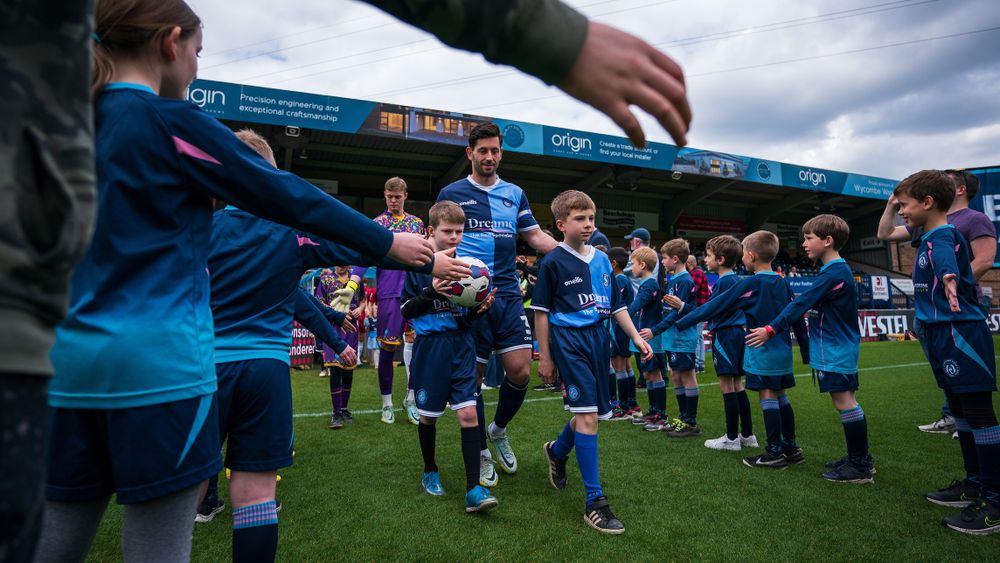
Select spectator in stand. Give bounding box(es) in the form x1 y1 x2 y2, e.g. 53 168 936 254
775 266 786 278
877 169 997 436
686 255 711 373
788 266 801 278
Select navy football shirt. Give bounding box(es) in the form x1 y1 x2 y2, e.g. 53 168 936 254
531 243 625 328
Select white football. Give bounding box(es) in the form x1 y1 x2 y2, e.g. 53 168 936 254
443 256 492 307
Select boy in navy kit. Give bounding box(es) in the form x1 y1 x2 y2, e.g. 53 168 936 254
401 201 499 513
641 239 702 437
534 191 652 534
747 215 873 483
608 247 641 419
681 235 756 451
892 170 1000 534
627 246 670 430
675 231 809 469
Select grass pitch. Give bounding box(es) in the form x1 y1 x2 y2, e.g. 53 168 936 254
86 340 1000 561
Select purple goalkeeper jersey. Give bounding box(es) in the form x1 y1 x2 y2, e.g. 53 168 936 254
373 210 425 299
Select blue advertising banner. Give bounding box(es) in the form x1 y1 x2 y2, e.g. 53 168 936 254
541 125 678 170
967 166 1000 267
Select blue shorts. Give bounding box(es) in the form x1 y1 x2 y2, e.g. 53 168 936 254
711 326 745 377
46 394 221 504
610 325 632 358
412 331 479 417
637 351 666 374
745 371 796 391
925 321 997 393
216 359 294 472
475 295 533 363
550 324 612 418
816 370 859 393
667 350 696 372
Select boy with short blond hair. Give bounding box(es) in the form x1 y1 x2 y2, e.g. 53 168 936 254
535 190 652 534
627 246 670 429
608 246 640 417
748 214 872 483
676 231 809 469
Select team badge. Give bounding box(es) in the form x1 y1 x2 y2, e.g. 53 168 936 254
602 273 610 286
567 385 581 401
917 253 929 269
417 389 428 405
943 360 960 378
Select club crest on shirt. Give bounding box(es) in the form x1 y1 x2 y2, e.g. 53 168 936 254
602 273 610 286
943 359 960 378
501 197 514 208
917 252 929 269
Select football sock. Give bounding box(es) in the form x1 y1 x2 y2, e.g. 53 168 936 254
628 370 638 406
121 486 201 563
574 432 604 505
650 379 666 415
341 371 353 409
381 394 393 408
329 368 343 413
418 421 438 473
406 388 415 404
955 418 981 490
232 500 278 563
736 390 753 437
761 398 782 454
645 384 655 415
377 349 394 396
494 378 529 428
972 424 1000 508
403 340 413 380
674 387 687 420
552 421 575 459
722 392 739 440
778 394 797 449
684 386 700 426
840 406 870 465
461 426 480 492
476 393 487 450
205 474 220 503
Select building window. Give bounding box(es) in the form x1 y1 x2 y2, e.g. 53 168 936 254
380 111 404 133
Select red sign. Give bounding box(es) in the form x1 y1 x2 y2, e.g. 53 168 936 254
290 321 316 368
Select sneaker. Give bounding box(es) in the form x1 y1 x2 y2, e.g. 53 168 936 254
783 447 805 465
608 407 629 421
625 406 643 419
704 435 741 451
822 463 874 484
341 409 354 424
632 413 655 426
926 479 980 507
533 382 556 392
195 497 225 523
543 441 568 490
643 415 667 432
328 413 344 430
318 368 329 378
584 496 625 535
275 499 282 512
824 456 877 474
380 405 395 424
488 426 518 474
403 399 419 426
664 422 703 438
943 501 1000 535
465 485 498 513
918 415 956 434
422 472 445 496
743 451 789 469
953 431 959 439
740 434 759 448
479 455 498 487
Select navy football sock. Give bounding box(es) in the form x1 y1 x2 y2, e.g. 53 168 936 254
615 371 631 408
722 392 739 440
650 380 666 416
973 425 1000 508
736 390 753 437
839 406 870 466
607 369 617 404
684 387 700 426
761 398 782 454
552 421 575 459
778 394 797 449
646 385 655 415
955 418 981 489
674 387 687 420
476 393 487 450
461 426 480 492
494 378 529 428
418 421 438 473
341 371 353 409
627 368 638 403
232 501 278 563
574 432 604 504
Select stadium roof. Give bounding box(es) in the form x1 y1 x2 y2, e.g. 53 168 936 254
189 79 897 233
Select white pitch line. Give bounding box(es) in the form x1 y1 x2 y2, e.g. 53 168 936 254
291 359 946 419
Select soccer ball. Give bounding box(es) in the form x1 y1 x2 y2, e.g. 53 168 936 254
443 256 492 307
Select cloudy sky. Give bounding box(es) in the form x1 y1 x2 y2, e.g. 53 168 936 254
192 0 1000 180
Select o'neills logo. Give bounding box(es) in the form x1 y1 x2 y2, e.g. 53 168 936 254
564 276 584 286
457 199 477 206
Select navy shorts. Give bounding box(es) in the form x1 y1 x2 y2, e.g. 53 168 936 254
47 394 221 504
667 350 696 372
637 351 666 374
412 331 479 417
550 324 612 418
712 326 745 377
816 370 859 393
610 325 632 358
475 294 533 363
216 359 294 472
745 371 796 391
925 321 997 393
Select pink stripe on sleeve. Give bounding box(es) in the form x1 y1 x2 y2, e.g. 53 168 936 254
173 136 222 165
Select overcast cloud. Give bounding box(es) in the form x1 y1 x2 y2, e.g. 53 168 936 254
192 0 1000 180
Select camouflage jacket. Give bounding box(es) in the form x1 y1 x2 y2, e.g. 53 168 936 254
0 0 97 376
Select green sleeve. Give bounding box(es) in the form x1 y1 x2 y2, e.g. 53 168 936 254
364 0 589 86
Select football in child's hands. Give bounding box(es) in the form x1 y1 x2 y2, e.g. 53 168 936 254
443 256 492 307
